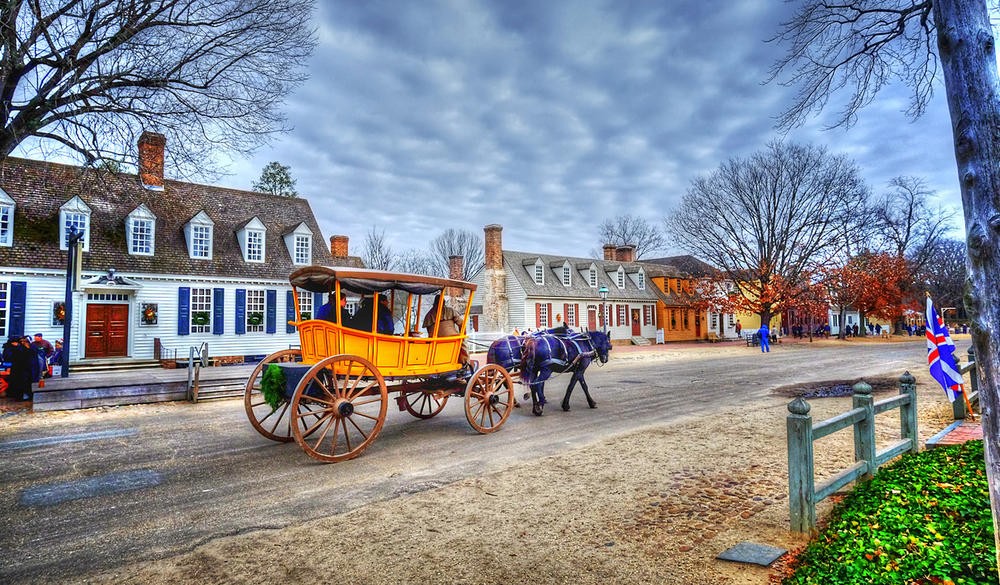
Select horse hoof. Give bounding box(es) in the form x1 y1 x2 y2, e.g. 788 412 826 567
532 405 543 416
588 402 597 409
561 404 570 412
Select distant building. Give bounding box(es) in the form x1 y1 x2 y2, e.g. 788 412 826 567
0 132 354 363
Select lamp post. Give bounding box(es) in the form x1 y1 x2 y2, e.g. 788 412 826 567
598 285 609 333
61 226 83 378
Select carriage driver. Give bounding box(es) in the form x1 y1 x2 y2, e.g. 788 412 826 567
423 294 468 365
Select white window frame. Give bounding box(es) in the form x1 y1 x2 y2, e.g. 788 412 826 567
0 281 7 337
190 287 213 334
297 290 313 320
534 261 544 285
0 188 13 247
59 196 91 251
616 267 625 289
565 304 576 327
184 211 214 260
294 234 311 265
588 267 597 287
617 304 627 326
126 204 156 256
538 303 549 327
237 217 267 263
246 289 266 333
562 264 571 287
637 270 645 290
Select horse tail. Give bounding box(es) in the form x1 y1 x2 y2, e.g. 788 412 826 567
520 337 537 386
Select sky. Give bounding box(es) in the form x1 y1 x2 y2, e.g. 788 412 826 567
154 1 975 259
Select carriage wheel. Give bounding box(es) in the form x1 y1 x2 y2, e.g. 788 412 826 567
244 349 311 443
464 364 514 434
402 390 449 419
290 354 388 463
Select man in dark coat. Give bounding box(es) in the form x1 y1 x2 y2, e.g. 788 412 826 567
8 337 36 401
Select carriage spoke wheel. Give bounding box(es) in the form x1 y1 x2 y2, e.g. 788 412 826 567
291 355 388 463
464 364 514 434
402 390 449 419
244 349 314 443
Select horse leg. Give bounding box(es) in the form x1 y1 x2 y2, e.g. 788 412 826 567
578 370 597 409
530 383 544 416
561 373 580 411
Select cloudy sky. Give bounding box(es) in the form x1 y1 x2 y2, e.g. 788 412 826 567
221 0 963 260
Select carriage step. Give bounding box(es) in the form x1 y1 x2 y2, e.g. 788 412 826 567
630 336 651 346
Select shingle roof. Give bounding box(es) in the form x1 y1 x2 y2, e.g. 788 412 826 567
644 254 719 277
0 156 333 279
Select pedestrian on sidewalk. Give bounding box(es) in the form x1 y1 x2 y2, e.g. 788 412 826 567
8 336 36 401
759 323 771 353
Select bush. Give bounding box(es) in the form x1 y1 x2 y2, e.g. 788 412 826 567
785 440 995 584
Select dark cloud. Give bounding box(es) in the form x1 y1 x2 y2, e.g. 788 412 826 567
225 0 966 260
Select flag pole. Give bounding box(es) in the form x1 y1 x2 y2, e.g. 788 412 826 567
960 384 976 421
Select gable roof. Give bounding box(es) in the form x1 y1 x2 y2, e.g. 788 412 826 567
644 254 719 277
502 250 658 301
0 156 333 280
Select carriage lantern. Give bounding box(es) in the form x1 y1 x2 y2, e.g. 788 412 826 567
598 285 609 333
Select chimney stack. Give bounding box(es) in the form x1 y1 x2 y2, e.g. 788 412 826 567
448 255 464 300
330 235 349 258
482 224 508 332
615 245 636 263
603 244 616 261
138 131 166 189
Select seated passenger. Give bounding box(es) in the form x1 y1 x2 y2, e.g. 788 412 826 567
376 294 394 335
348 296 375 331
315 295 335 321
423 294 462 337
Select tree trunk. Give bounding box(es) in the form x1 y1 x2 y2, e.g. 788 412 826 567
932 0 1000 572
838 307 847 339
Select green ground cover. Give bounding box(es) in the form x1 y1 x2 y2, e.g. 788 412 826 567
784 440 996 585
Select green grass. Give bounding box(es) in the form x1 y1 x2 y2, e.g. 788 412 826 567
784 440 996 585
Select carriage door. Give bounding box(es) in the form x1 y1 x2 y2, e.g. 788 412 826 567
630 309 641 336
587 306 597 331
85 302 129 358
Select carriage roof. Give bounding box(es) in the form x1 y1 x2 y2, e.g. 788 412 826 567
288 265 477 296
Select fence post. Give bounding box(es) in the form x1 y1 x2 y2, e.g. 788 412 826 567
953 349 970 419
852 381 876 479
899 371 918 454
968 346 979 399
787 396 815 532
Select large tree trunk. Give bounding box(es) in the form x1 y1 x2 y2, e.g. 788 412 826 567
932 0 1000 572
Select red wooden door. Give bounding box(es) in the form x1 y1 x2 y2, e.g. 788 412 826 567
86 304 129 358
631 309 641 336
588 308 597 331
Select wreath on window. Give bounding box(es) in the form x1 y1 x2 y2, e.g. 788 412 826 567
299 311 312 320
53 302 66 325
142 303 158 325
247 312 264 326
192 311 211 326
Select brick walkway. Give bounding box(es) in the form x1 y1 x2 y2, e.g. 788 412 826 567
926 421 983 449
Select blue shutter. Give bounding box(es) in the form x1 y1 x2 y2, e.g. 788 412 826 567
235 289 246 335
212 288 225 335
10 281 27 337
265 289 277 334
177 287 190 336
285 290 295 334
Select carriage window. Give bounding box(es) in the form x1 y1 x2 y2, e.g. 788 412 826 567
534 263 544 285
562 265 571 286
246 290 265 333
190 288 212 334
297 291 313 320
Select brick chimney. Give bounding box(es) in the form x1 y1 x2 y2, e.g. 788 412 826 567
603 244 616 261
615 245 636 263
138 131 166 189
330 235 349 258
482 224 508 332
448 255 464 301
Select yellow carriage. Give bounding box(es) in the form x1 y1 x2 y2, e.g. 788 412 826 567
243 266 515 462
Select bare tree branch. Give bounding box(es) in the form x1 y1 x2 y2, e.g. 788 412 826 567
361 227 394 272
428 228 484 280
597 214 665 260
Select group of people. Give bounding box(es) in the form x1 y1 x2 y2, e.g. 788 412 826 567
1 333 61 401
316 293 395 335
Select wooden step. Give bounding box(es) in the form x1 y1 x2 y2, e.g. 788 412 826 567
69 359 163 374
191 380 246 402
630 336 651 346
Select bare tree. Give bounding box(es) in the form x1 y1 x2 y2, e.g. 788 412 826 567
771 0 1000 558
664 141 870 327
361 227 394 271
0 1 316 179
395 248 439 277
252 162 298 197
597 214 665 260
429 229 484 281
915 238 969 319
873 176 956 273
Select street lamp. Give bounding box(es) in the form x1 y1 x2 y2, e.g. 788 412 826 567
598 285 609 333
61 226 84 378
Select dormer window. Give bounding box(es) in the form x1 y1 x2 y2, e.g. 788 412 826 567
60 196 91 251
184 211 214 260
637 269 645 290
238 217 267 263
589 267 597 287
0 187 13 247
617 267 625 289
283 222 313 265
562 264 571 286
126 204 156 256
534 261 544 285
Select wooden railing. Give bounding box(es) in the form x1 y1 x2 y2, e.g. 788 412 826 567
786 373 918 532
953 347 981 420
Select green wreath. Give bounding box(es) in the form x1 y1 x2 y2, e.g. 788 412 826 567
192 311 210 326
247 312 264 326
260 364 287 411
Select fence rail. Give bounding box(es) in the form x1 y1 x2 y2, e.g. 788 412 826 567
786 372 918 532
953 347 980 420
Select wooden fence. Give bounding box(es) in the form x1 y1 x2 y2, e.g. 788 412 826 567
952 347 980 420
786 373 918 532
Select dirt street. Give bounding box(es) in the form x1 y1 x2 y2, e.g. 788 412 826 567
0 337 962 584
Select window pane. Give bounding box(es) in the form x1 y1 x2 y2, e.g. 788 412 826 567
65 212 87 247
246 290 265 333
294 235 311 264
0 206 11 245
192 226 211 258
130 219 153 254
191 288 213 333
247 230 263 261
0 282 7 337
297 291 313 319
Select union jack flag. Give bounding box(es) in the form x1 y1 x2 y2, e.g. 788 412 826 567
926 296 963 402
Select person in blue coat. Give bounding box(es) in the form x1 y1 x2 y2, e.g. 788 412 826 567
759 323 771 353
